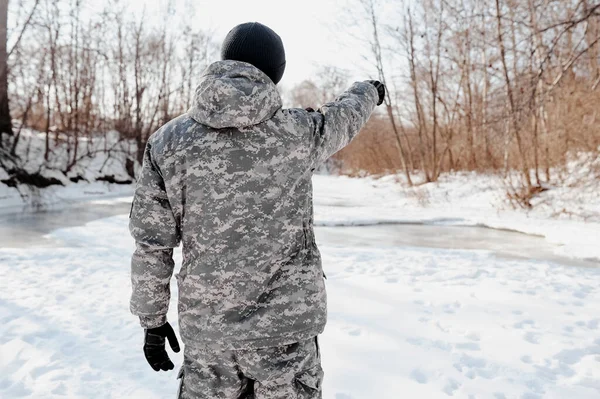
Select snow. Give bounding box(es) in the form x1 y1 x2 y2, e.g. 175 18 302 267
0 129 135 215
1 173 599 398
320 244 600 398
312 165 600 262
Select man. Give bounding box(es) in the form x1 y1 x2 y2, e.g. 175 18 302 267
129 22 385 398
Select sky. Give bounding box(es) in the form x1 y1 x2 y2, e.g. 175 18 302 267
88 0 377 89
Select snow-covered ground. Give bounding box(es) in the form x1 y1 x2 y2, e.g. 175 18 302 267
312 160 600 262
0 129 135 215
1 174 599 399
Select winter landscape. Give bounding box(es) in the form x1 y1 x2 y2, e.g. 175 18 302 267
1 131 599 399
2 0 600 398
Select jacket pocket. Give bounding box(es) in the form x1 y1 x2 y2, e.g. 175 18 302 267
295 365 324 393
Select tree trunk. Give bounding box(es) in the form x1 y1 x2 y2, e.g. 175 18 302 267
495 0 532 188
366 0 412 185
0 0 12 148
385 103 413 185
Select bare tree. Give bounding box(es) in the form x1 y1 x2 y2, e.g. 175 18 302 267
495 0 532 188
364 0 413 185
0 0 12 147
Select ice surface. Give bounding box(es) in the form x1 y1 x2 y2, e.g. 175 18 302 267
312 172 600 262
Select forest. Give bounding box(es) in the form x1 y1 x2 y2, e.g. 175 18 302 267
1 0 599 208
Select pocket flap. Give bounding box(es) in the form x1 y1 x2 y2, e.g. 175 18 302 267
295 365 323 390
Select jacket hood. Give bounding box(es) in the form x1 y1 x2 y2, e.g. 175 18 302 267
188 60 283 129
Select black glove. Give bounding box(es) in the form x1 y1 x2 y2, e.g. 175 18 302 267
366 80 386 106
144 322 181 372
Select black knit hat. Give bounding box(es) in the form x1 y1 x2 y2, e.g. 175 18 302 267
221 22 286 85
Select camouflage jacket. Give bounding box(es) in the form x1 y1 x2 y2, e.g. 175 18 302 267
129 60 378 350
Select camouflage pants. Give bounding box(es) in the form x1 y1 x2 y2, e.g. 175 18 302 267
177 337 323 399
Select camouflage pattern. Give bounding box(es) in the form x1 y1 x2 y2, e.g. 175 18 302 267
177 337 322 398
129 60 378 350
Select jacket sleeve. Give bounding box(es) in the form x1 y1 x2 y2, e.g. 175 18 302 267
129 138 180 329
309 81 379 165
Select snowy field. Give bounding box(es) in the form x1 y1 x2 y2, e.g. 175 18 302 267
1 175 599 398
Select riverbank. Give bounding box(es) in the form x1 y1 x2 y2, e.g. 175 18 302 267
1 170 598 261
312 165 600 262
2 129 598 260
0 129 135 215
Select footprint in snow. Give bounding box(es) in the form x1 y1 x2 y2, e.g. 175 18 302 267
466 332 480 342
521 393 543 399
30 363 58 379
521 355 533 364
454 354 493 380
410 369 428 384
513 319 535 329
443 302 462 314
407 337 452 352
524 332 541 344
51 383 67 395
455 342 480 351
573 291 588 299
442 378 461 395
341 326 362 337
563 325 574 333
335 393 354 399
1 381 32 396
554 346 598 365
81 372 102 381
587 319 599 329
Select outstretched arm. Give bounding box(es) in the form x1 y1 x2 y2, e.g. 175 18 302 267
308 81 381 165
129 137 180 329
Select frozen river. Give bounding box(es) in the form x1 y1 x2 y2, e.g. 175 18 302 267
1 198 596 269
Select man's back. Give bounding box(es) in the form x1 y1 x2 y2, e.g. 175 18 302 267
136 60 326 349
129 23 382 398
